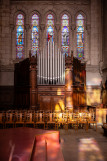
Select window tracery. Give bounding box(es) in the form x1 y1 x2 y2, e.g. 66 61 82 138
16 14 24 58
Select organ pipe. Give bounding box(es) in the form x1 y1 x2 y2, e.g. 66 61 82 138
53 41 54 84
38 40 65 85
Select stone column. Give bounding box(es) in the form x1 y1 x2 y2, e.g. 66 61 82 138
40 24 45 50
25 24 30 58
55 24 60 49
1 0 11 65
65 51 73 112
71 24 76 56
90 0 102 66
10 24 15 62
102 0 107 82
29 51 38 110
85 24 91 63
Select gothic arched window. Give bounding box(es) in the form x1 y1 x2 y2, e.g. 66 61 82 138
61 14 69 55
31 14 39 56
16 14 24 59
76 14 84 59
46 14 54 42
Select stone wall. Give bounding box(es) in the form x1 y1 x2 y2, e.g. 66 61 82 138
102 0 107 82
0 0 103 108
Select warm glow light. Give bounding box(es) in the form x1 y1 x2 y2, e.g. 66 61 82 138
59 100 65 111
96 109 107 124
86 88 101 106
55 99 65 111
79 113 82 117
55 104 61 111
66 97 73 109
57 88 61 95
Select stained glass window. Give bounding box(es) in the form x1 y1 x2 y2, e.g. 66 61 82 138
61 14 69 55
76 14 84 59
31 14 39 56
47 14 54 42
16 14 24 59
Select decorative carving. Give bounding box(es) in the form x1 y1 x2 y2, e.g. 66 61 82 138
29 50 37 67
65 51 73 69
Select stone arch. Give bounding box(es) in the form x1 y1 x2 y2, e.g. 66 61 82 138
44 10 57 24
13 10 26 26
28 10 41 27
60 10 72 26
75 10 87 25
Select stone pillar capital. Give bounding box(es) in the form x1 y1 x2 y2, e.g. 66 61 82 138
71 24 76 31
55 24 60 31
25 24 30 31
40 24 45 31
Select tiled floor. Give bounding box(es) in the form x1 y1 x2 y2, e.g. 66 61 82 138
60 127 107 161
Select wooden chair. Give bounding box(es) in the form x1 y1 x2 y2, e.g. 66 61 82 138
79 113 89 131
25 110 35 127
35 112 45 129
46 113 56 130
88 119 97 131
88 113 97 130
5 111 15 128
62 113 69 130
55 113 66 130
72 113 79 131
67 113 76 129
0 111 5 128
15 110 25 127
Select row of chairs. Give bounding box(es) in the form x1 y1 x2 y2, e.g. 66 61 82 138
0 110 96 130
0 111 56 129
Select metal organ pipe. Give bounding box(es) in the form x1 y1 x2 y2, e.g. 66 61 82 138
41 51 42 84
55 45 57 84
38 41 65 85
50 38 52 83
53 41 54 84
48 41 49 83
62 52 63 84
45 43 47 83
58 48 59 84
43 49 44 84
60 51 61 83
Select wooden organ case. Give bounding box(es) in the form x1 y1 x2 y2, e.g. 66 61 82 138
14 52 86 112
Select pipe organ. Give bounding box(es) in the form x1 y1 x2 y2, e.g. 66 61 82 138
14 44 86 112
38 39 65 85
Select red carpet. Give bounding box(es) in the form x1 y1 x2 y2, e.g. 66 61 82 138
34 131 64 161
0 127 64 161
